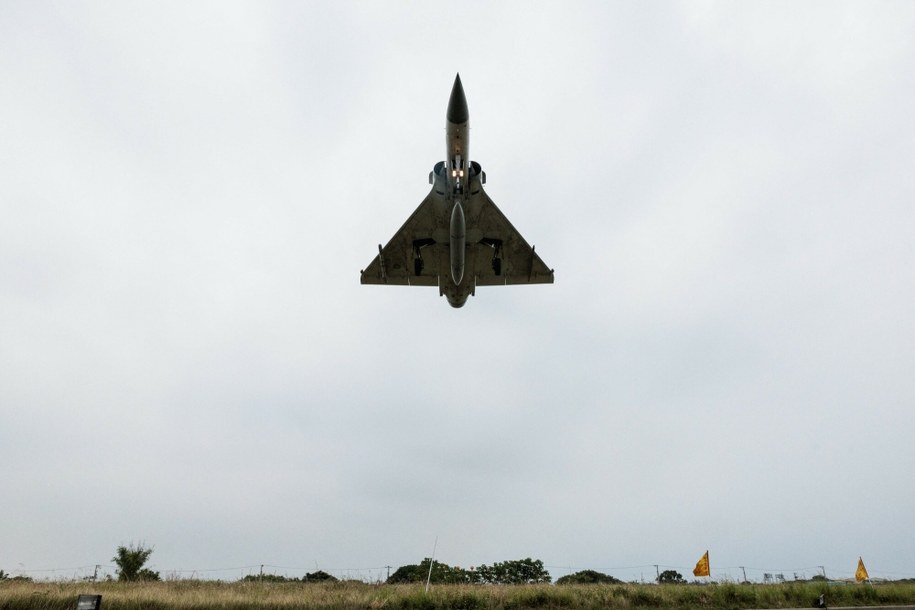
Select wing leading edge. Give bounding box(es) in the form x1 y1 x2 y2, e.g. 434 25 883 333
360 185 553 289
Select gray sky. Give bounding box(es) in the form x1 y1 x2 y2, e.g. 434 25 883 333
2 1 914 583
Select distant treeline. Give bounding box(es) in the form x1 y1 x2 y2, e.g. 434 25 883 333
234 558 558 585
241 570 338 583
385 558 636 585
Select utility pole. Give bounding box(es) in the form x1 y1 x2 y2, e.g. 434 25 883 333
654 565 660 583
819 566 826 580
425 537 438 594
386 566 391 581
740 567 747 583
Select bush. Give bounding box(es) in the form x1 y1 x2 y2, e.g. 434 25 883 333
387 559 467 584
305 571 338 582
112 542 160 581
658 569 685 584
556 570 621 585
476 558 551 584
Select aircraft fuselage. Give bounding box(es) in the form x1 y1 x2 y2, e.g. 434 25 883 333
446 74 470 288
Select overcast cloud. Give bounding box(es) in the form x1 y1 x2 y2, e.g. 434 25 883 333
2 1 914 583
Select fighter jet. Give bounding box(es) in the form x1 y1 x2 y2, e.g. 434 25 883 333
360 74 554 308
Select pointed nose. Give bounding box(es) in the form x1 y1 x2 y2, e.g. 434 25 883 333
447 73 469 124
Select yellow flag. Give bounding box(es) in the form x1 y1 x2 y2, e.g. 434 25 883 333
856 557 869 582
693 550 710 577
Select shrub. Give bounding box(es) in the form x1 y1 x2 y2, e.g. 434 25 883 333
112 542 160 582
556 570 621 585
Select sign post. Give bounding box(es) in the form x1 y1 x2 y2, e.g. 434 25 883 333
75 594 102 610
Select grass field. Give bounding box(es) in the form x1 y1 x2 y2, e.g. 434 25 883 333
2 580 915 610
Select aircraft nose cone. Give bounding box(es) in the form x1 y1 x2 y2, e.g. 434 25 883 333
447 73 469 124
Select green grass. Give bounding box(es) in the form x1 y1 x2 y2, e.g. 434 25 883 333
2 580 915 610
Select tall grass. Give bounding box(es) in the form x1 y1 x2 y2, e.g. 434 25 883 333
2 580 915 610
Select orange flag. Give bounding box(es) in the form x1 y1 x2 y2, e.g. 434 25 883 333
693 550 710 577
855 557 869 582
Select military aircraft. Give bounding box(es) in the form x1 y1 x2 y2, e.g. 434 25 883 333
360 74 554 308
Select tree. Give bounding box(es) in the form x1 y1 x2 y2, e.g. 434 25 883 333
387 557 551 585
556 570 621 585
658 569 685 584
386 559 468 584
476 558 551 584
304 570 338 582
386 563 424 584
112 543 160 581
